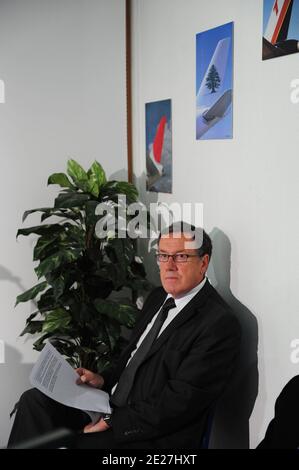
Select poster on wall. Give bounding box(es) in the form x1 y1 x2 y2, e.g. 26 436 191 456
263 0 299 60
145 99 172 193
196 22 233 140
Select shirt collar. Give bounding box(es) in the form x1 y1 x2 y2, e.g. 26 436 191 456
166 276 207 307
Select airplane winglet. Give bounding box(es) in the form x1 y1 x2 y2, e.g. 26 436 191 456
202 89 232 122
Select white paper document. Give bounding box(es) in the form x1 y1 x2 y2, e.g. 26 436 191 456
30 342 111 423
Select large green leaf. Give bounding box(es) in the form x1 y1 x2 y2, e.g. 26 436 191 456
48 173 75 189
40 208 82 224
20 321 44 336
54 192 90 209
51 274 67 299
25 311 40 324
15 281 48 306
87 161 107 197
35 254 62 278
42 308 71 333
34 226 84 260
94 299 137 328
22 208 52 223
17 224 64 238
67 159 90 191
65 225 85 246
35 249 82 279
37 288 55 310
35 227 84 262
33 236 60 261
88 161 106 186
86 177 99 198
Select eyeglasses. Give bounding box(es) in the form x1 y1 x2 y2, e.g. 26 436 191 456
156 253 199 263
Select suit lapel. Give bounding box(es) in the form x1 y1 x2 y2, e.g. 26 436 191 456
145 280 214 360
115 281 214 376
116 288 167 371
129 289 167 344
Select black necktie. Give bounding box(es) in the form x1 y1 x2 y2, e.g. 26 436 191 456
111 297 176 407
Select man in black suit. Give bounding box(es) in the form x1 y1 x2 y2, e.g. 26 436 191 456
257 375 299 449
8 222 241 449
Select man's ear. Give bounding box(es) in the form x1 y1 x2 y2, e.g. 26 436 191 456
201 254 210 273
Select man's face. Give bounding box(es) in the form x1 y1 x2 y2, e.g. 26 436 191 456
158 233 209 299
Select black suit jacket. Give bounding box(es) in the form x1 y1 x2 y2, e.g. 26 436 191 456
257 375 299 449
102 280 241 448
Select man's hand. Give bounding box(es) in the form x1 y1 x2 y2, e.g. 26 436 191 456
75 368 104 389
83 418 110 433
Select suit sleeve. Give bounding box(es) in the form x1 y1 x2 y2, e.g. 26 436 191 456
111 313 241 443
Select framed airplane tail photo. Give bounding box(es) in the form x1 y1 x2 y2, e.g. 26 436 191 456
196 22 233 140
262 0 299 60
145 99 172 193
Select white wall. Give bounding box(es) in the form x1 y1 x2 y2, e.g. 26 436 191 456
131 0 299 448
0 0 126 445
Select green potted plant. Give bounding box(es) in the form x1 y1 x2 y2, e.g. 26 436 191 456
16 159 150 373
